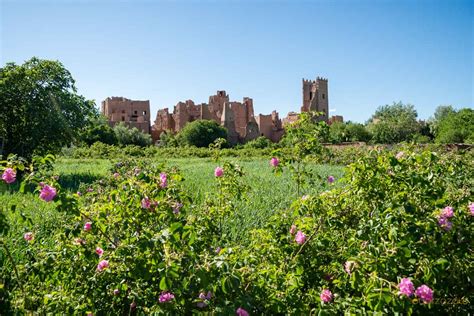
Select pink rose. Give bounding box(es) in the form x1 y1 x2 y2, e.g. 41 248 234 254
95 247 104 257
295 230 306 245
160 172 167 188
97 260 109 271
398 278 415 297
415 285 433 303
23 232 33 241
320 289 333 303
214 167 224 177
236 307 249 316
84 222 92 231
2 168 16 184
159 291 175 303
270 157 279 167
290 225 296 235
39 184 56 202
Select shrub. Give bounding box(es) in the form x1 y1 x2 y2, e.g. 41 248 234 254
113 122 152 147
177 120 228 148
243 136 272 149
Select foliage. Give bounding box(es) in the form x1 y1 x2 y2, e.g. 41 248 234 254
158 131 179 147
0 57 96 160
177 120 228 148
367 102 420 144
1 146 473 314
79 115 117 146
328 121 371 144
243 136 273 149
273 112 328 196
113 122 152 147
434 108 474 144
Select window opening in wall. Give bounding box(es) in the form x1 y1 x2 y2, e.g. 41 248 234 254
122 116 125 121
322 94 325 99
309 92 313 100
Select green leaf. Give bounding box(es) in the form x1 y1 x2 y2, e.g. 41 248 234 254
159 276 168 290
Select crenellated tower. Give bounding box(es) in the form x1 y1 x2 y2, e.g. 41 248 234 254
301 76 329 121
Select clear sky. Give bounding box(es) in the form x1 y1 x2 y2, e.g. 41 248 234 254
1 0 472 123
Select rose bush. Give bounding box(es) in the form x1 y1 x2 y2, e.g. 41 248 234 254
1 146 472 314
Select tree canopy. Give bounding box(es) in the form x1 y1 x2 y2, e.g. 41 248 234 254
177 120 227 147
0 57 96 159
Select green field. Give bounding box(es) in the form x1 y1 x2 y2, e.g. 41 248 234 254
1 157 344 243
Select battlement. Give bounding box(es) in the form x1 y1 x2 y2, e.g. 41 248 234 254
302 77 328 84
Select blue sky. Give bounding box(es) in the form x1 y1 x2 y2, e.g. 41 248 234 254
1 0 472 123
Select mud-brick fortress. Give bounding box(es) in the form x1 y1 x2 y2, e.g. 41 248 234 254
102 76 338 144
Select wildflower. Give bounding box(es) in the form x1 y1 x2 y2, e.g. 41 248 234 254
469 202 474 216
295 230 306 245
130 302 136 309
415 285 434 303
270 157 279 167
160 172 167 188
23 232 33 241
441 206 454 218
236 307 249 316
97 260 109 271
290 225 297 235
113 172 120 178
437 216 452 231
320 289 333 303
95 247 104 257
84 222 92 231
215 247 222 254
39 184 57 202
77 191 82 196
87 187 94 192
327 176 335 184
173 202 183 214
113 289 120 295
398 278 415 297
159 292 175 303
141 197 151 209
301 195 309 201
214 167 224 177
344 261 356 275
2 168 16 184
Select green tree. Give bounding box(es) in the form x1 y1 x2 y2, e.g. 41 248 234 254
366 102 420 144
435 108 474 144
177 120 227 147
80 115 117 146
0 57 96 160
113 122 152 147
428 105 456 137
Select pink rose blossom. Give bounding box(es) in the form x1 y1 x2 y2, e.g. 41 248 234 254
327 175 335 184
2 168 16 184
236 307 249 316
97 260 109 271
415 285 434 303
290 225 297 235
398 278 415 297
95 247 104 257
344 261 356 274
270 157 279 167
130 302 136 309
159 291 175 303
469 202 474 216
214 167 224 177
320 289 333 303
441 206 454 218
160 172 167 188
39 184 57 202
84 222 92 231
77 191 82 196
295 230 306 245
113 289 120 295
113 172 120 178
141 197 151 209
23 232 33 241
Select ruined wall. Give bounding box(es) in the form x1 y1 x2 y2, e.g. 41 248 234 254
101 97 150 133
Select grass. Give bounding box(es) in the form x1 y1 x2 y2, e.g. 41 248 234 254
1 157 345 243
